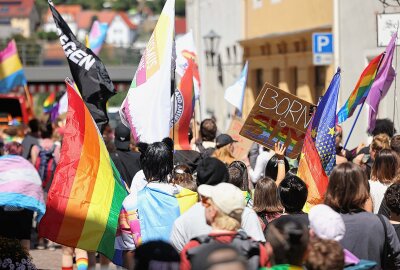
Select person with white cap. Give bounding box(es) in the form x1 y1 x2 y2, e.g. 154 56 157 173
180 182 269 270
308 204 377 269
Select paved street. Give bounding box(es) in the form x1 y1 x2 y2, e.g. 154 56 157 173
30 248 119 270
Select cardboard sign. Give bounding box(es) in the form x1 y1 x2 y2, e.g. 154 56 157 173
240 83 316 159
227 116 254 160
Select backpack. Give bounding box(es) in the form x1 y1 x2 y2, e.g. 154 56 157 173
186 231 261 270
35 145 57 191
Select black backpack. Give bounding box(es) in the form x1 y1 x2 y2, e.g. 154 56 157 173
186 231 261 270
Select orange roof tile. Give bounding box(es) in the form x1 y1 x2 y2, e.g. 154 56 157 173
44 5 82 23
76 10 97 30
0 0 35 18
119 12 137 30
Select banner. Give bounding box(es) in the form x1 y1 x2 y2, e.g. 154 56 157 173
240 83 316 159
48 0 116 130
119 0 175 143
170 60 194 150
176 30 201 99
227 116 253 160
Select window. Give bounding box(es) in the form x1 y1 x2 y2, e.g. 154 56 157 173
272 68 280 87
288 67 298 94
315 66 326 102
255 68 264 93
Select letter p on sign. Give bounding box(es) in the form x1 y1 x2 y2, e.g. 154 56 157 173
312 33 333 66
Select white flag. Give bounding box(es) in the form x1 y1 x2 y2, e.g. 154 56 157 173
176 30 201 99
224 61 248 114
119 0 175 143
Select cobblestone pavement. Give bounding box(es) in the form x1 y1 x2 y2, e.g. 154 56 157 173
30 248 119 270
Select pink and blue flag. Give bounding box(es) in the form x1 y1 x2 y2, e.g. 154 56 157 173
0 155 45 220
88 21 108 55
0 40 27 93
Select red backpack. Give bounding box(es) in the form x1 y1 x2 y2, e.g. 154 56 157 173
34 145 57 192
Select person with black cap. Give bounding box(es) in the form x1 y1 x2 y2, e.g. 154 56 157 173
170 157 265 252
110 123 141 187
212 134 237 165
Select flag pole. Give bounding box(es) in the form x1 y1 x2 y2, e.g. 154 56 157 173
23 84 33 113
171 34 176 152
343 53 386 150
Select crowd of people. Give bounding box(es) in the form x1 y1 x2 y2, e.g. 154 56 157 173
1 116 400 270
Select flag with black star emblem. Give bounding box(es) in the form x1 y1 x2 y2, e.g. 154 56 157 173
311 68 341 175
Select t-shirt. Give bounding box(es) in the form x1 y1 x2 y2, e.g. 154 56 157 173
170 202 266 252
180 231 269 270
111 150 140 187
393 223 400 242
21 134 39 160
369 180 391 214
339 211 400 269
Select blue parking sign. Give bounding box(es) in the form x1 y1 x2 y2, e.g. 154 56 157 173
313 33 333 65
313 33 333 54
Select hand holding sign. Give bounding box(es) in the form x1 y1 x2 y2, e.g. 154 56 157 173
240 83 316 159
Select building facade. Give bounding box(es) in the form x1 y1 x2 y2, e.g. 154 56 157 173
186 0 244 130
336 0 400 148
240 0 334 117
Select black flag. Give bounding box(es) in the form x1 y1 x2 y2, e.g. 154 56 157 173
48 0 115 131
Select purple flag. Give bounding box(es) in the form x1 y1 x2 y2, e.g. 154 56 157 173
366 33 397 133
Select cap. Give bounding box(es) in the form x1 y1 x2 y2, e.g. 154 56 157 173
114 123 131 150
196 157 229 186
216 134 237 149
198 183 245 215
309 204 345 241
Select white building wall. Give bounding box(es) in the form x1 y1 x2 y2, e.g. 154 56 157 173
186 0 244 132
106 15 132 48
336 0 400 149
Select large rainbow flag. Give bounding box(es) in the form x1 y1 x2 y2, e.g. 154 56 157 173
43 92 56 113
0 40 26 93
337 54 383 123
120 0 175 143
297 115 329 207
170 59 195 150
38 79 128 259
0 155 45 220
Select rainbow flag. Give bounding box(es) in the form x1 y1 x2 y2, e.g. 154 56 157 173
170 59 195 150
0 40 26 93
337 54 383 123
38 78 128 259
43 92 56 113
120 0 175 143
0 155 45 220
297 114 329 206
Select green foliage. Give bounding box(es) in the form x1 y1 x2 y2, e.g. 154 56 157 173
52 0 105 10
176 0 185 16
108 90 128 107
37 31 59 41
112 0 138 11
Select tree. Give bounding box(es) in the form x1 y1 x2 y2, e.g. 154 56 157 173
176 0 185 16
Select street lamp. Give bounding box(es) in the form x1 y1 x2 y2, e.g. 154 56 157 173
203 30 221 67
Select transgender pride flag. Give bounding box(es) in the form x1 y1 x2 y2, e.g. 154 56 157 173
0 155 45 220
88 21 108 55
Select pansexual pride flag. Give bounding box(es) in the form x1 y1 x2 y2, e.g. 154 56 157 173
39 79 128 259
0 40 26 93
170 60 195 150
337 54 383 123
0 155 45 220
120 0 174 143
